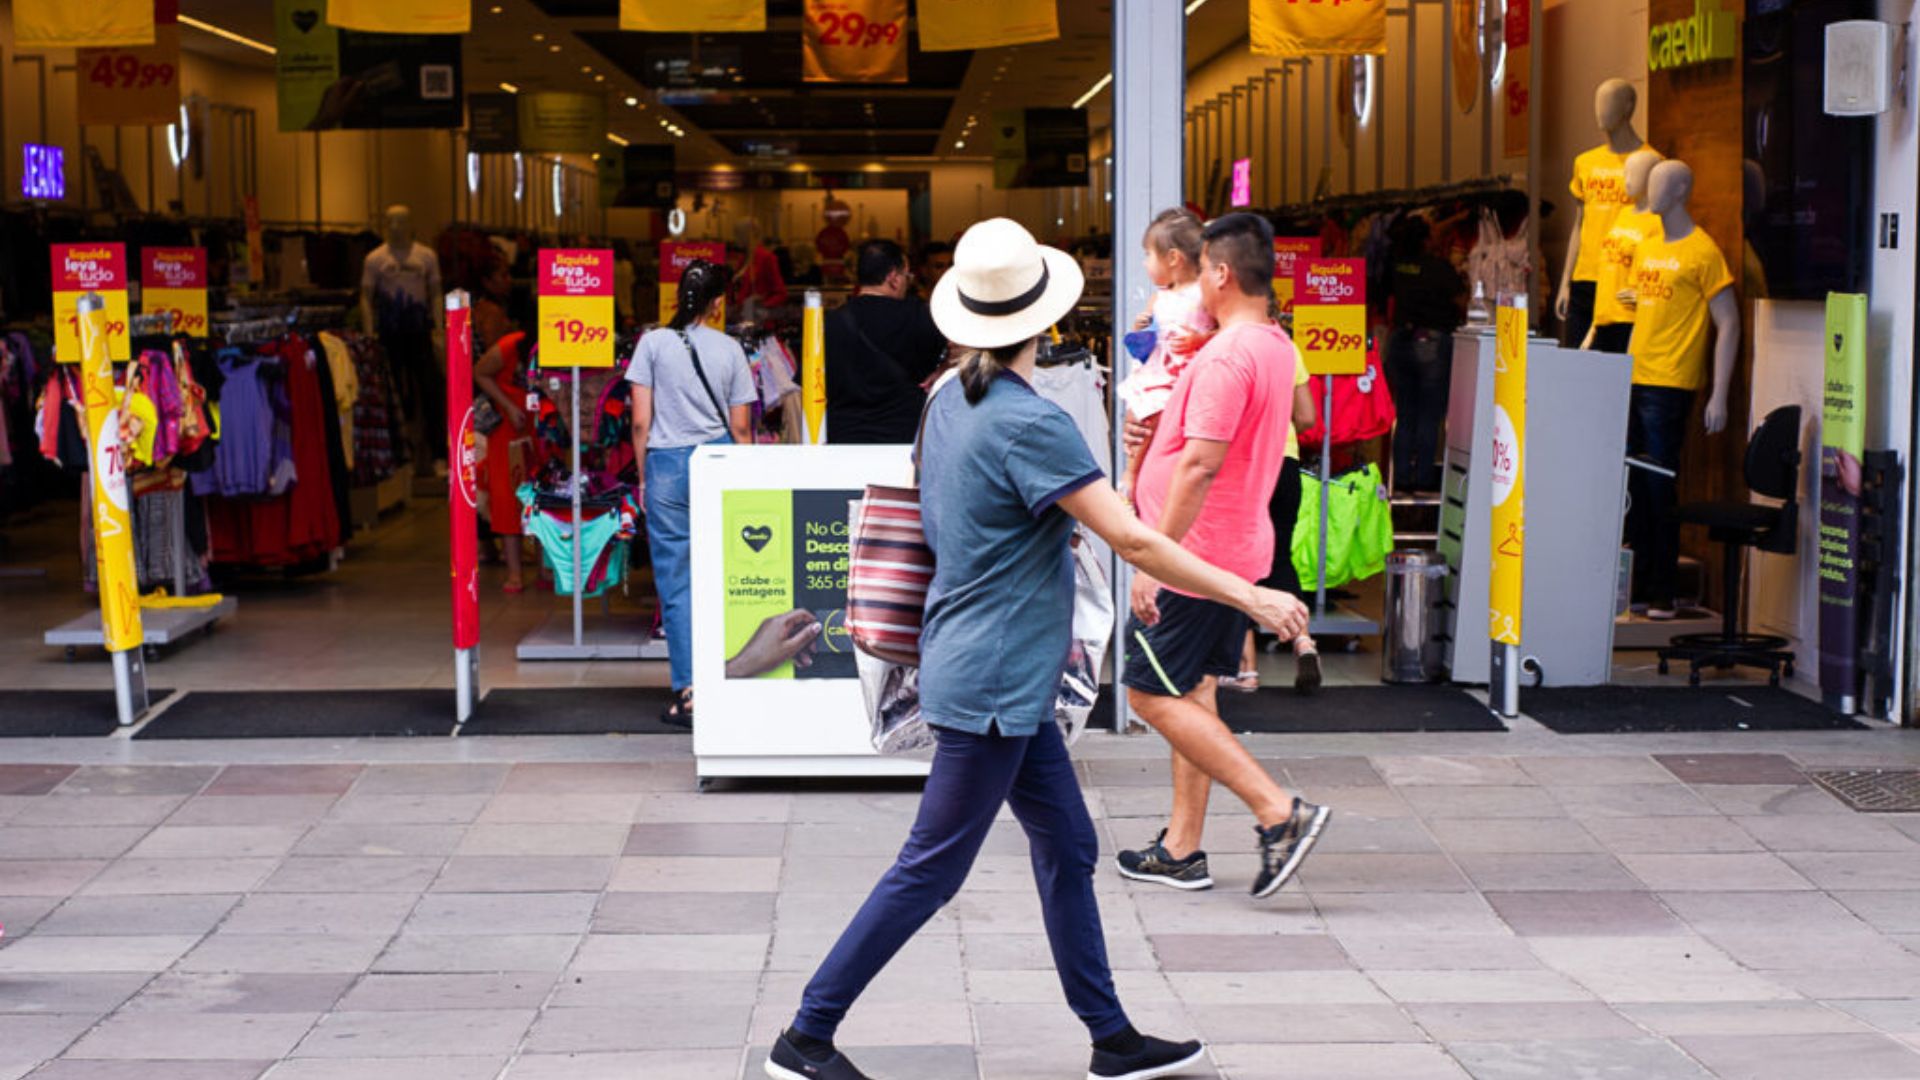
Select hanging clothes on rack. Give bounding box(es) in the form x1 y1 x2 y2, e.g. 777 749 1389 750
1292 461 1393 591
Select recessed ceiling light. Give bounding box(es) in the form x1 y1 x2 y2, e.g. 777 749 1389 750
625 96 639 107
532 33 544 41
954 140 965 149
548 44 561 52
580 65 592 73
594 75 605 82
499 81 520 94
488 4 502 13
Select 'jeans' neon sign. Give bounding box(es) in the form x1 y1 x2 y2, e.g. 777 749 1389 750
23 144 64 201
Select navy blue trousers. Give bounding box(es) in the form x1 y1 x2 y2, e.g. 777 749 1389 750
794 720 1129 1041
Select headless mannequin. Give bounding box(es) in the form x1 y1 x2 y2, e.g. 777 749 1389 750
1580 148 1662 350
1556 79 1647 323
1640 160 1737 434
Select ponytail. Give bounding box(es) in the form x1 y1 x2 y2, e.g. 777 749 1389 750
668 259 729 331
957 337 1033 404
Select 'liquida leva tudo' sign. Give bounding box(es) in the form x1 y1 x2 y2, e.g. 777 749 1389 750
1648 0 1737 72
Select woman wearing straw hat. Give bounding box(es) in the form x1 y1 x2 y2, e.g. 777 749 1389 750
765 219 1310 1080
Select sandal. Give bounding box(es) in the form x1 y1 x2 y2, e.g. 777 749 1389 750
1219 670 1261 694
661 688 693 730
1294 647 1323 696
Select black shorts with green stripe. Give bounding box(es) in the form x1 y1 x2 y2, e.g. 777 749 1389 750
1121 590 1249 698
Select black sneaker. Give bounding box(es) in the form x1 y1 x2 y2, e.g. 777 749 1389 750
1294 648 1323 696
765 1030 871 1080
1088 1033 1207 1079
1115 829 1213 891
1251 797 1332 898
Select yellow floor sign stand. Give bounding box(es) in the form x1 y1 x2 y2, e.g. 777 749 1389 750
78 292 150 725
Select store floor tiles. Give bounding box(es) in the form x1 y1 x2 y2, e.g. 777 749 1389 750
2 726 1920 1077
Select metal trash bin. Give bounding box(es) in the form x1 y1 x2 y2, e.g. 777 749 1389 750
1381 550 1449 684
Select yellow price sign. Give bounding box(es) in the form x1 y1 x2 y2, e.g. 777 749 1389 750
1273 237 1321 316
53 243 130 363
1292 257 1367 376
538 249 617 368
141 247 209 337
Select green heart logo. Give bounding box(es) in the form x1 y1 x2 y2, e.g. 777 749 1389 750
741 525 773 553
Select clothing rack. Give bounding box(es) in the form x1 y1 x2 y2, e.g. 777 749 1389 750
1265 175 1516 221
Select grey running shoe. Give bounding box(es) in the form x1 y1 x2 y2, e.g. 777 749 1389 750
1115 829 1213 891
1088 1033 1207 1079
765 1030 871 1080
1294 649 1323 695
1251 798 1331 898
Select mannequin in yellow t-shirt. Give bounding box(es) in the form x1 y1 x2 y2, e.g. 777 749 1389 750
1582 148 1662 354
1618 160 1739 619
1556 79 1659 349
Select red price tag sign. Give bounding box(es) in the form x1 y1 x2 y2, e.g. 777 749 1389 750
1272 236 1323 315
53 244 131 364
141 247 208 337
1293 257 1367 376
657 240 728 329
804 0 909 83
77 23 182 127
539 249 616 368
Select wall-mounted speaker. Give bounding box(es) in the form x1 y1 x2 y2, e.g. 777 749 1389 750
1825 19 1896 117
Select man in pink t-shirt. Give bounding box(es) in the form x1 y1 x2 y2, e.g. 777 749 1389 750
1117 213 1332 901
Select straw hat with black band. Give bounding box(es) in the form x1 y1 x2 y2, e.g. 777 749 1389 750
930 218 1085 349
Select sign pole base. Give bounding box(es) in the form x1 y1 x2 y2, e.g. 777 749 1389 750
111 647 149 727
454 646 479 726
1491 642 1519 718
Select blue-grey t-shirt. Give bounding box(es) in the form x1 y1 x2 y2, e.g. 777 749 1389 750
624 325 756 449
918 371 1104 737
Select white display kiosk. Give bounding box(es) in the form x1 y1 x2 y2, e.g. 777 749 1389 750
690 444 931 783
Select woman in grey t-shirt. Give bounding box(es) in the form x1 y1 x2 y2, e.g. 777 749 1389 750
625 261 755 726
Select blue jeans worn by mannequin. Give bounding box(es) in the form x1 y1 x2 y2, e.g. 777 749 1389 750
644 438 728 691
794 720 1130 1043
1625 385 1693 608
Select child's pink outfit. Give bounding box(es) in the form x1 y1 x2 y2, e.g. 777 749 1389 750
1118 282 1217 421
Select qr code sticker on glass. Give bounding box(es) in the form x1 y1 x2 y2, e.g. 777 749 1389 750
421 65 455 101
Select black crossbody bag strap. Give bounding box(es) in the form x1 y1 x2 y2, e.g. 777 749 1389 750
674 328 728 426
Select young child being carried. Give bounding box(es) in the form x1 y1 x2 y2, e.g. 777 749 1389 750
1118 208 1216 498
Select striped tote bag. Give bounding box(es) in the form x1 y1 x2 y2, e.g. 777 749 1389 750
847 485 934 666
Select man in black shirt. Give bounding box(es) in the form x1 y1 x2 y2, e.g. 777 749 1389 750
825 239 949 444
1384 217 1467 493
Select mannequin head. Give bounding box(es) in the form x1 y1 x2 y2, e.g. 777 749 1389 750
1647 160 1695 216
1595 79 1637 134
1624 149 1662 204
384 205 414 249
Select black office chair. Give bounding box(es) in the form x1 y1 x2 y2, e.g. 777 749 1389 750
1658 405 1803 686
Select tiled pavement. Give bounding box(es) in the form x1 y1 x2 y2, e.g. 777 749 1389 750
5 732 1920 1079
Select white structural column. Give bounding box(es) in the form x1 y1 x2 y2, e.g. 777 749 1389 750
1110 0 1185 734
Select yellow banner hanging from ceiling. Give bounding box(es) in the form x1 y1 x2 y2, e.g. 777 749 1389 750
620 0 766 32
916 0 1059 52
11 0 153 49
1251 0 1386 57
804 0 908 83
1452 0 1480 114
328 0 471 34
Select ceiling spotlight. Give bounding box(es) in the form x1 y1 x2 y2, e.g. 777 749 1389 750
499 81 520 94
548 43 561 52
954 140 965 149
488 4 502 12
532 32 544 41
625 96 639 107
580 65 592 73
594 75 605 82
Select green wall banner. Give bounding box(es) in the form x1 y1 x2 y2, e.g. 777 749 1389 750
275 0 462 132
1819 292 1867 707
